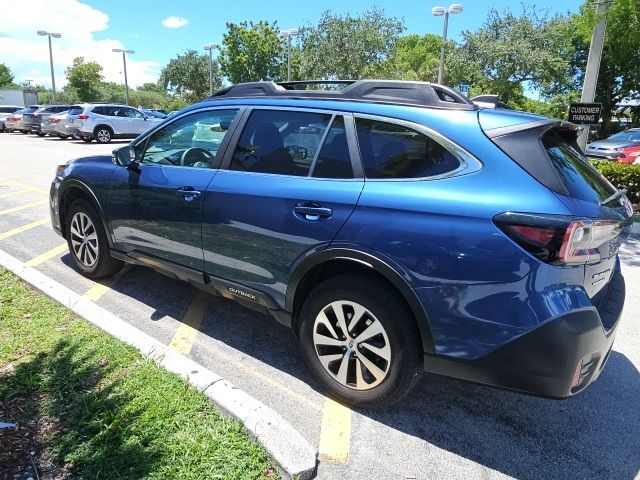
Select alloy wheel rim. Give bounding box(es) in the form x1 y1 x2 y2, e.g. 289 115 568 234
70 212 98 267
97 130 110 142
313 300 391 391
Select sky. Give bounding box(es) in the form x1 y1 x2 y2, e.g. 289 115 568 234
0 0 584 90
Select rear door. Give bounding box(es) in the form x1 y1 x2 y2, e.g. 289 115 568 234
202 107 364 303
487 120 634 299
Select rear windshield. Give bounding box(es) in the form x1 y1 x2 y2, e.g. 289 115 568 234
68 106 84 115
0 107 20 113
542 131 616 203
607 130 640 142
22 106 38 113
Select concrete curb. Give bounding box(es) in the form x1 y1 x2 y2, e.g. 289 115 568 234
0 248 317 480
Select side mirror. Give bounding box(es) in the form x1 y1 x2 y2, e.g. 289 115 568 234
112 145 137 167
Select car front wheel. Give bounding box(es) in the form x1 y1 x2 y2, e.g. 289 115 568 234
299 273 422 409
65 200 123 279
94 127 112 144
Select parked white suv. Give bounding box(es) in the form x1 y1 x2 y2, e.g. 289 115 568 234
76 104 163 143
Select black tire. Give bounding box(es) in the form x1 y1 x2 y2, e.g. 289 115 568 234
36 132 45 137
82 137 92 143
299 273 422 409
65 200 123 279
58 134 70 140
94 126 112 144
21 130 29 134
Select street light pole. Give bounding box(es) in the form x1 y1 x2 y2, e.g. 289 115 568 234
112 48 135 105
37 30 61 102
577 0 611 151
203 43 219 95
432 4 463 85
279 29 300 82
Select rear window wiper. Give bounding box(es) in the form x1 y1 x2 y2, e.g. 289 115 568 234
600 188 627 206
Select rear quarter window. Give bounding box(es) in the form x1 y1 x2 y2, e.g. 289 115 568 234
355 118 461 179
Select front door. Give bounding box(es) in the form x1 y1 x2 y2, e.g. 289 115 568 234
202 108 364 304
105 108 241 271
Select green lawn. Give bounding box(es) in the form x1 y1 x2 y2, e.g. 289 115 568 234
0 268 279 480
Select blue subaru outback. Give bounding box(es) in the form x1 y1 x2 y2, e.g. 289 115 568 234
50 80 633 408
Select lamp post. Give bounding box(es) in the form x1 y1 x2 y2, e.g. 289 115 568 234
36 30 61 102
279 28 300 82
432 4 463 85
112 48 134 105
203 43 219 95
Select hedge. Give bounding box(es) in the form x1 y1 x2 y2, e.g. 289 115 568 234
591 161 640 207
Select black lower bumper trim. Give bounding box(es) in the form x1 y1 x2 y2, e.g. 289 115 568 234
424 270 625 398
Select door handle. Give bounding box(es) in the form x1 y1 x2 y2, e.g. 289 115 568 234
176 187 201 201
294 204 332 221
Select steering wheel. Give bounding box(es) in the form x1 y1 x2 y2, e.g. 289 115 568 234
180 147 214 167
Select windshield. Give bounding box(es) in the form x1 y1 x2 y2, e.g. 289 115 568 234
607 130 640 142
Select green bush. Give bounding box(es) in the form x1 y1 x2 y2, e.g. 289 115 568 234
592 161 640 206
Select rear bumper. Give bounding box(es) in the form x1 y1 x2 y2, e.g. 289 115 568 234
424 268 625 398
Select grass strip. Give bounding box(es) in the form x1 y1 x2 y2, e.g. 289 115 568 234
0 268 279 480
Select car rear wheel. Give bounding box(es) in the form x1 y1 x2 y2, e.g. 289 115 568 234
58 134 70 140
20 130 29 134
82 137 92 143
94 127 112 144
65 200 123 279
299 273 422 409
36 132 45 137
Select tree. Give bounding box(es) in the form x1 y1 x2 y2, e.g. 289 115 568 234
450 5 574 103
300 8 404 80
219 21 284 84
159 49 219 103
65 57 103 101
370 34 445 81
0 63 14 87
574 0 640 135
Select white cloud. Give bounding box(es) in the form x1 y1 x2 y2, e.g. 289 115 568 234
0 0 160 90
162 16 188 29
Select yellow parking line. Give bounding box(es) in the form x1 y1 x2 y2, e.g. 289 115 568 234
83 275 120 302
0 189 40 199
318 397 352 463
0 218 50 240
169 291 211 354
25 243 68 267
0 177 48 194
0 199 48 216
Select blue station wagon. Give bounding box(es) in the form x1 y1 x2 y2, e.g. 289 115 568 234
49 80 633 407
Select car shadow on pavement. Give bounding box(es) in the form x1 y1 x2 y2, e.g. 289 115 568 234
69 261 639 479
368 351 640 480
620 234 640 268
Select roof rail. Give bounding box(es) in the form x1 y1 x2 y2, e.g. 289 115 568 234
471 94 514 110
206 80 477 111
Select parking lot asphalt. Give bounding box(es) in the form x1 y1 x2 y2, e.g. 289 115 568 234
0 131 639 480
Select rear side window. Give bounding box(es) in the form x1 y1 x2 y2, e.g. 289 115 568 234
355 118 460 179
542 131 616 203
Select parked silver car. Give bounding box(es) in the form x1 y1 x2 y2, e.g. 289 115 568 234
41 110 70 138
4 106 40 133
0 105 22 132
585 128 640 160
76 104 163 143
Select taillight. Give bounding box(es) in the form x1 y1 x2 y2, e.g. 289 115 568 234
495 213 621 265
51 118 61 123
78 114 89 120
559 220 621 264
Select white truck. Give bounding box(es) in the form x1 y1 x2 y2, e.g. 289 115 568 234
0 89 38 107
